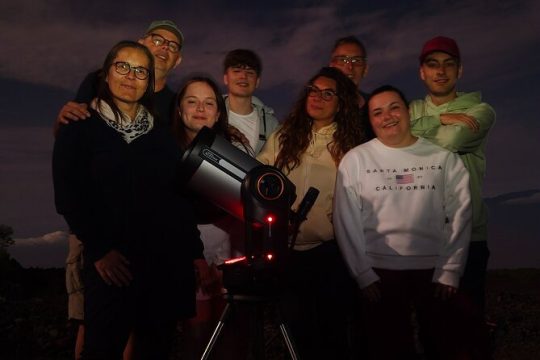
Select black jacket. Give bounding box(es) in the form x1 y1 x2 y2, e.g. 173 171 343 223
53 111 202 318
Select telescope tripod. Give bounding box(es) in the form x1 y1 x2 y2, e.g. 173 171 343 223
201 293 299 360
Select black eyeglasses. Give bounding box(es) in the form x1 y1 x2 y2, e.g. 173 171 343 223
112 62 150 80
306 85 338 101
147 33 181 53
331 55 367 67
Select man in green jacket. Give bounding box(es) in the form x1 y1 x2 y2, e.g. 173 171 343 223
410 36 496 315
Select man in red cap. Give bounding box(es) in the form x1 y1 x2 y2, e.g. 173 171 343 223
410 35 495 334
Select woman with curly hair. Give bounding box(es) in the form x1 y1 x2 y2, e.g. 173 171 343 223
257 66 368 359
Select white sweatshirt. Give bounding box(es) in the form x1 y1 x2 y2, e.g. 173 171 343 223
333 137 471 289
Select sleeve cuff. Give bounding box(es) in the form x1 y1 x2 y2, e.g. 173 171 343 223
433 268 461 288
356 268 381 289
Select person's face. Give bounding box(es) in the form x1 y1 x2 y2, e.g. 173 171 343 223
420 51 462 99
106 47 150 107
368 90 413 147
306 76 339 127
223 65 260 98
330 43 368 87
139 28 182 76
179 81 220 138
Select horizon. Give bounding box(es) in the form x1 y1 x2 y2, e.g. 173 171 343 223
8 189 540 270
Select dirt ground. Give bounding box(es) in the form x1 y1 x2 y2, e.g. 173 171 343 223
1 268 538 359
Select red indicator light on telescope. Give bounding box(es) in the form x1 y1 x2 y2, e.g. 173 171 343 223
224 256 247 265
266 215 274 223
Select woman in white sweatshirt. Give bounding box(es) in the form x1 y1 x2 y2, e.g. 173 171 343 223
334 85 473 359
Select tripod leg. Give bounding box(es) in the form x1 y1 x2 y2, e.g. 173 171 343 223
278 321 300 360
201 302 233 360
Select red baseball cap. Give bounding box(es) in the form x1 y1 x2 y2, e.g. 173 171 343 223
419 36 460 63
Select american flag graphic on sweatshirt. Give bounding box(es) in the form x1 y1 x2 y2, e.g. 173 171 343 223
396 174 414 184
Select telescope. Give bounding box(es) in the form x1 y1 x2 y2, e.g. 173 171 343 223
180 126 296 294
180 127 317 359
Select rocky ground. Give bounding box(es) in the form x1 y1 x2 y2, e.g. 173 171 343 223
0 267 538 359
484 269 540 359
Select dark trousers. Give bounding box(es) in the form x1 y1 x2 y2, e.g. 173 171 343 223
460 241 490 314
81 266 177 360
363 268 490 360
280 241 354 360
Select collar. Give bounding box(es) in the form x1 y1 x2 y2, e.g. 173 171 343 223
93 100 154 143
312 122 337 135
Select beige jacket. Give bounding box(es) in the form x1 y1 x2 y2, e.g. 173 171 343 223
257 123 338 250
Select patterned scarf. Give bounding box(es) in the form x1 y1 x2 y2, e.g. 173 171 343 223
93 99 154 143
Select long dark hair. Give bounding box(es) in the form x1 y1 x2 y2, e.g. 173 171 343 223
275 67 367 173
172 76 252 153
96 40 156 122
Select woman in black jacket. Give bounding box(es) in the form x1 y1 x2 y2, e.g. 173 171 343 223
53 40 203 360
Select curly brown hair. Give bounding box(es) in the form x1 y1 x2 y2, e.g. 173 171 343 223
274 67 367 173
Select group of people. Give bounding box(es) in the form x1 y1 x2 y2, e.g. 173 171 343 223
53 19 495 360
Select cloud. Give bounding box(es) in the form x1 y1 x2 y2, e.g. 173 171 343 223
9 230 69 268
2 0 538 95
502 191 540 206
12 230 68 246
1 0 539 243
0 127 67 237
486 189 540 269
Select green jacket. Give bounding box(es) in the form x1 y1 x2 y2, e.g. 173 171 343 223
410 92 495 243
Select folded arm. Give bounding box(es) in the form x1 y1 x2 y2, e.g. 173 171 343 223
411 103 495 153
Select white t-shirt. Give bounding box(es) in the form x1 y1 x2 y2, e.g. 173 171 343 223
196 223 230 301
198 224 231 266
228 109 259 152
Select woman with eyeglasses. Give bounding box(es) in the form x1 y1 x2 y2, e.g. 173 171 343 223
257 66 368 359
53 40 202 360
